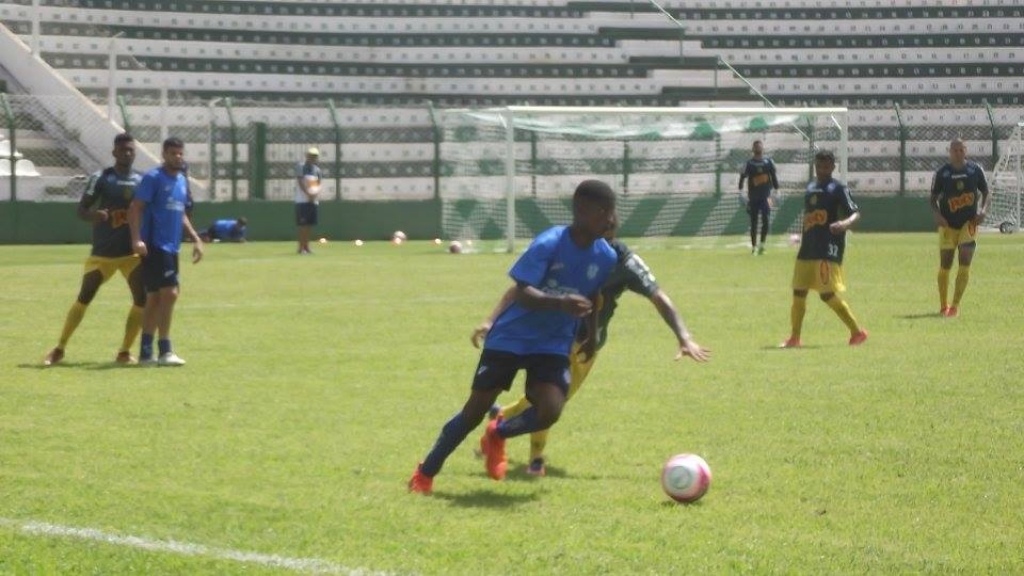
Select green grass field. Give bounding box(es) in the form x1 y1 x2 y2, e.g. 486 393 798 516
2 233 1023 575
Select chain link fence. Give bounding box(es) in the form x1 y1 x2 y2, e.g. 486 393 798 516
3 94 1022 203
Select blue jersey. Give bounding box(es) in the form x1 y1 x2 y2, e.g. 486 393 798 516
135 166 188 253
485 226 617 357
210 219 245 240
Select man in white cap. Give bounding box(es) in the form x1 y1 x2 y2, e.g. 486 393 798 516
295 147 323 254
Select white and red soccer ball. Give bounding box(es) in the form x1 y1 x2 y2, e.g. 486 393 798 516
661 453 712 503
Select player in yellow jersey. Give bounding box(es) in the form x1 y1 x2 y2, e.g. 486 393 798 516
472 235 710 476
780 150 868 348
43 133 146 366
929 138 990 317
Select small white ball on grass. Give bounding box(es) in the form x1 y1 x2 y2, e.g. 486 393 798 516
318 237 327 244
354 239 364 247
433 238 442 245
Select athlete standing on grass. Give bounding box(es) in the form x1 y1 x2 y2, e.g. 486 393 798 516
929 138 990 317
43 133 145 366
408 180 618 494
739 140 779 255
472 234 710 476
780 150 868 349
129 137 204 366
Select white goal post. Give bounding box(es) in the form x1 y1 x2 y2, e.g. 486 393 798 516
989 122 1024 234
435 106 849 252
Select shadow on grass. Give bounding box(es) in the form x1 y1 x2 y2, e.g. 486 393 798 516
660 499 706 509
898 311 946 320
17 361 100 370
18 361 141 371
761 344 822 351
432 489 540 509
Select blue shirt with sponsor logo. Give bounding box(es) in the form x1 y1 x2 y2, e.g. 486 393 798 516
135 166 188 254
484 225 617 357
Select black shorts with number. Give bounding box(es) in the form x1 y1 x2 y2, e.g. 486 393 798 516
141 247 179 292
295 202 318 226
471 349 571 395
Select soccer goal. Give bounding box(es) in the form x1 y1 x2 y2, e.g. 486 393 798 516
434 106 849 252
988 122 1024 234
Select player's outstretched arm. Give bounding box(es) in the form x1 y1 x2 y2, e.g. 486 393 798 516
471 285 517 348
649 289 710 363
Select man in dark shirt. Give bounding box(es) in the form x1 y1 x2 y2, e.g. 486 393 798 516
43 133 146 366
929 138 990 317
780 150 867 349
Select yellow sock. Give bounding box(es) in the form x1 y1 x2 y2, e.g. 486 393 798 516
500 396 532 420
953 266 970 306
790 295 807 340
529 430 549 461
826 295 861 334
58 301 88 349
121 305 143 352
937 268 951 308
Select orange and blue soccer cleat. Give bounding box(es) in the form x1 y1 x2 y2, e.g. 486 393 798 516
408 463 433 495
848 330 869 346
482 419 507 480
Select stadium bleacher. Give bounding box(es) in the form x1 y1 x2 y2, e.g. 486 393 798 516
0 0 1022 200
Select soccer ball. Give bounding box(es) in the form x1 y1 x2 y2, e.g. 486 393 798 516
392 230 407 241
661 453 711 503
788 233 802 246
448 240 463 254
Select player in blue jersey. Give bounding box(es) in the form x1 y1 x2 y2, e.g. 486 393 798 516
201 217 247 242
739 140 779 255
780 150 868 348
295 148 322 254
43 133 146 366
128 137 204 366
929 138 990 317
472 234 711 476
408 180 619 494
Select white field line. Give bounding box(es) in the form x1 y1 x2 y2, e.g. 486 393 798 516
0 518 398 576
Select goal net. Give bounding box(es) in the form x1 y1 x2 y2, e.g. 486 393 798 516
988 122 1024 234
435 106 848 251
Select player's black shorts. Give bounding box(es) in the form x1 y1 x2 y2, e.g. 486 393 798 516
748 197 771 215
471 349 571 395
295 202 318 226
141 247 179 292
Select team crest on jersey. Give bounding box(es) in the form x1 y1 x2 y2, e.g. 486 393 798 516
956 180 965 191
587 264 599 280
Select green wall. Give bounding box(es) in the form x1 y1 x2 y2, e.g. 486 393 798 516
0 196 935 245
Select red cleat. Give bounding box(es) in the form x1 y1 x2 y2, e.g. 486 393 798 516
940 306 951 316
778 337 802 349
943 306 959 318
43 347 64 366
408 463 433 495
482 419 507 480
849 330 869 346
